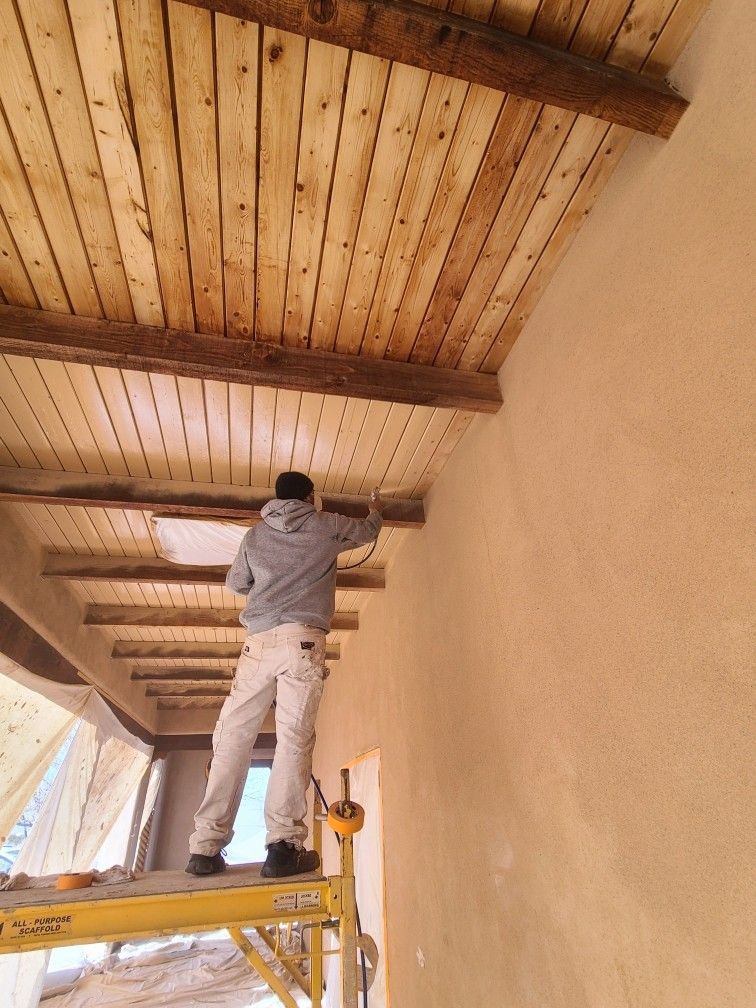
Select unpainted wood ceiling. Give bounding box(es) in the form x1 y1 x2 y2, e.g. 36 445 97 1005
0 0 707 718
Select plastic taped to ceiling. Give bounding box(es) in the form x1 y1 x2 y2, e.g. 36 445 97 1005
152 516 247 566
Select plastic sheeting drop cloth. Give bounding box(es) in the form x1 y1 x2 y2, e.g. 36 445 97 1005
0 656 88 842
0 656 152 1008
42 935 308 1008
153 517 247 566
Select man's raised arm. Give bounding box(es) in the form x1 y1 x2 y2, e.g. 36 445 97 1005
333 488 387 549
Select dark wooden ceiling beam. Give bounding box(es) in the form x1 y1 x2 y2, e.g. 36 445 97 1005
112 641 340 660
86 604 359 631
133 668 236 682
157 697 225 709
0 466 424 528
42 554 385 591
0 304 501 414
146 684 231 697
156 732 276 752
178 0 687 137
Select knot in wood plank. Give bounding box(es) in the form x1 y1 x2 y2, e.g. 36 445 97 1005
308 0 336 24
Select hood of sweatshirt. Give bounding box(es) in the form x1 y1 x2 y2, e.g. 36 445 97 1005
260 498 316 533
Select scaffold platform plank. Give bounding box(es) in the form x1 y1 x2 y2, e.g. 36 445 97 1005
0 862 333 954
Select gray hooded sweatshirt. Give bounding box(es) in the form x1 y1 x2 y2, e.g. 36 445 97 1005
225 500 382 634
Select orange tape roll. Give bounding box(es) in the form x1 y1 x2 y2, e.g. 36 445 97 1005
327 801 365 836
56 871 94 891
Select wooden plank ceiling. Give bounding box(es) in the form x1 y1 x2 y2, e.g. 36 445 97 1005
0 0 706 718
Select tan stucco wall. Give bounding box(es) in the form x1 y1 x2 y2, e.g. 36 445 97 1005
0 503 158 732
313 2 754 1006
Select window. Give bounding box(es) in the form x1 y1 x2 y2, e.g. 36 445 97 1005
223 765 271 864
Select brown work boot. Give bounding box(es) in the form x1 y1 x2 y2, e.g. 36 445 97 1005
261 841 320 878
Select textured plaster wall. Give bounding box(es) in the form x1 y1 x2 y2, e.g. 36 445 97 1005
313 2 754 1006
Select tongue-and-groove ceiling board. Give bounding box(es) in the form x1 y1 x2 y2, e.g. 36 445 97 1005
0 0 707 718
0 0 703 369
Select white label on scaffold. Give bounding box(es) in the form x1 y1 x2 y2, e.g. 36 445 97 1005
271 891 322 912
296 891 321 909
273 893 298 911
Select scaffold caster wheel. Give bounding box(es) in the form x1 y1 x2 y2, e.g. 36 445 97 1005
327 801 365 835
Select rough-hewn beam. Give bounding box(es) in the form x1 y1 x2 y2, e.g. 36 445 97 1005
146 684 231 697
0 304 501 413
0 466 424 528
42 554 385 591
155 732 275 753
112 641 340 660
132 668 238 682
157 696 225 710
179 0 687 137
86 605 359 631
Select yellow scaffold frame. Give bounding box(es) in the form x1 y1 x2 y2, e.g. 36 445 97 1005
0 774 363 1008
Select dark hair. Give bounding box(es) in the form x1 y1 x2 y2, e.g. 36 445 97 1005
275 471 314 501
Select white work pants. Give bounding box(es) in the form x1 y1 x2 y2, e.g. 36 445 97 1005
189 622 327 855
